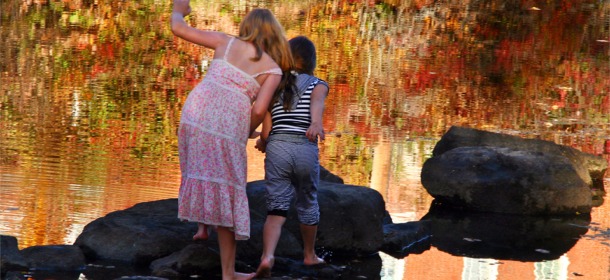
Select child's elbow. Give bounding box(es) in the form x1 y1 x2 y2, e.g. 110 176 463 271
170 19 186 36
251 108 266 121
171 23 182 36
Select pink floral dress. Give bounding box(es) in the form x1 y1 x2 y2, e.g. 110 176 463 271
178 37 282 240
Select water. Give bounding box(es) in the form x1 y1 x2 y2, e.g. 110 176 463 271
1 0 609 279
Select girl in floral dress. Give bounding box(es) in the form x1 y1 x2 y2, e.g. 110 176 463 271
171 0 295 279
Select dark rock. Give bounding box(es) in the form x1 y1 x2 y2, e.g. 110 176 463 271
4 270 82 280
381 221 431 258
1 235 29 274
149 244 221 276
82 259 164 280
73 179 386 275
431 126 607 189
113 277 169 280
313 183 385 256
20 244 86 271
74 199 197 265
331 254 383 280
254 257 344 279
320 165 344 184
242 181 386 259
422 146 593 215
382 210 393 225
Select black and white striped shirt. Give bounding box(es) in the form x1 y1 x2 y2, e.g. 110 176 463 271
269 76 327 136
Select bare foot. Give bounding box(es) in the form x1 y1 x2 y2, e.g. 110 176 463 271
304 255 325 266
193 224 209 240
255 256 274 278
234 272 255 280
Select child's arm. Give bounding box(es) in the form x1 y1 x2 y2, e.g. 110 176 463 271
306 84 329 142
260 111 272 141
255 112 272 153
250 74 281 136
171 0 226 49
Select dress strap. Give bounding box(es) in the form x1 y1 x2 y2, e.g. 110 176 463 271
252 68 283 78
224 37 236 61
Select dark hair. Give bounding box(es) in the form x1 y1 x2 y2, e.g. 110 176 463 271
289 36 316 75
279 36 316 110
276 69 297 111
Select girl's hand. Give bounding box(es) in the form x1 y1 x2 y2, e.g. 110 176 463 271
255 138 267 153
306 122 325 142
249 131 261 139
173 0 192 17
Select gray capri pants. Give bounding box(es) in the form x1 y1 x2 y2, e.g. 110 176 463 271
264 134 320 225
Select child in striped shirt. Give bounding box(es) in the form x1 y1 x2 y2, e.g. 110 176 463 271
254 35 330 277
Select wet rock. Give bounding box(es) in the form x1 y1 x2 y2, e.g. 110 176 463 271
20 244 86 271
73 179 385 270
74 198 197 265
243 181 386 259
113 277 169 280
4 270 82 280
422 146 593 215
255 257 344 279
330 254 383 280
82 259 172 280
149 244 221 277
381 221 432 258
321 165 344 184
421 126 605 215
1 235 29 273
313 183 385 256
430 126 607 189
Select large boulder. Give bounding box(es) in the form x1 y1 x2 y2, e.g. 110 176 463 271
74 180 386 266
242 180 386 259
422 146 593 214
421 126 606 215
431 126 607 188
74 198 197 265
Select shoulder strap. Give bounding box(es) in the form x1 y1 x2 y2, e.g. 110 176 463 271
252 68 283 78
224 37 236 61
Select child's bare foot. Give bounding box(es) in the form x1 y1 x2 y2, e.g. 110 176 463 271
255 256 274 278
193 223 209 240
234 272 255 280
304 255 325 266
192 232 208 240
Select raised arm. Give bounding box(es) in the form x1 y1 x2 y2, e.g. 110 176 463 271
305 83 329 142
171 0 227 49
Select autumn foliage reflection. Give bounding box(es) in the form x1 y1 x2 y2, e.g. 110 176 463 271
0 0 608 250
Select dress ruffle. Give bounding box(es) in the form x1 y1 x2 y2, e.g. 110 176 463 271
178 177 250 240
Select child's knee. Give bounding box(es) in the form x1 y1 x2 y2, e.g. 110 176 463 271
298 210 320 225
267 209 288 217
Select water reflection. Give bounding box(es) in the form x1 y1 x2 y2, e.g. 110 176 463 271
1 0 609 279
422 202 590 262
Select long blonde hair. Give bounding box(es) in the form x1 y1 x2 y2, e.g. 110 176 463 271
239 8 296 105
